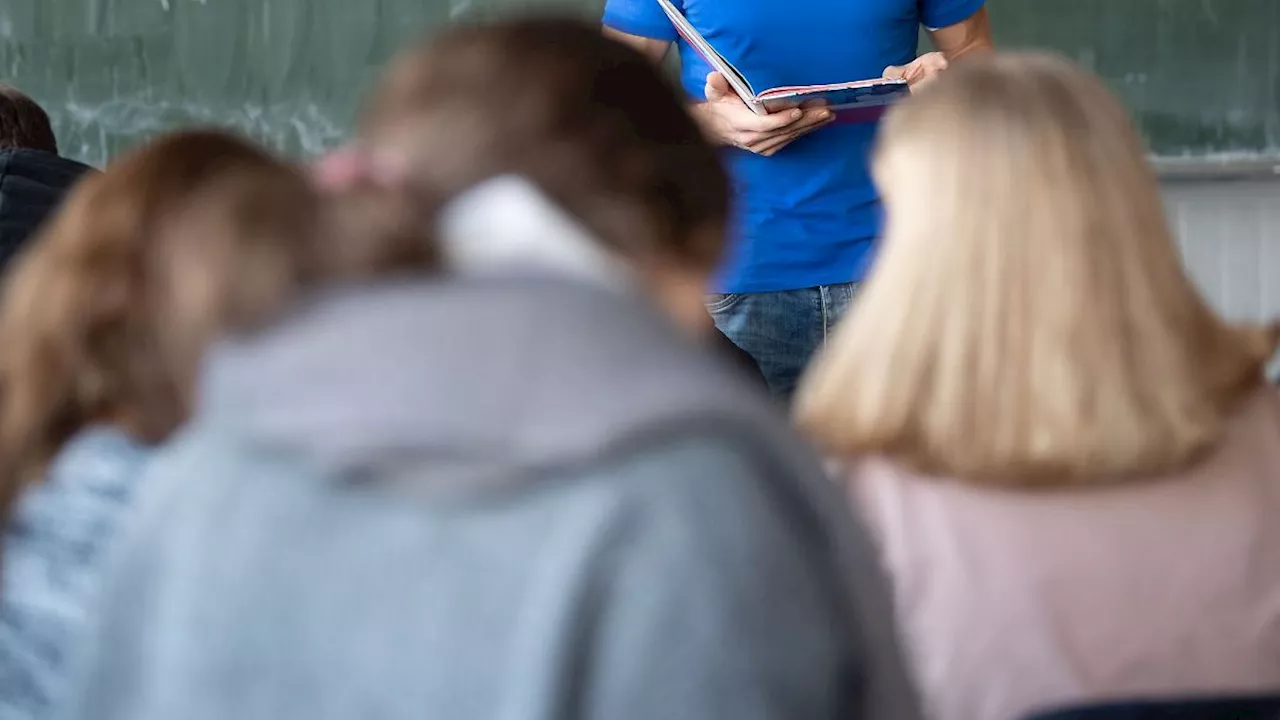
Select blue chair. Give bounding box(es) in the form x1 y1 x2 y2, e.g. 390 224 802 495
1026 694 1280 720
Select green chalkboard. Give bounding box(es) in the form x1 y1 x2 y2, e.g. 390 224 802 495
989 0 1280 161
1 0 1275 166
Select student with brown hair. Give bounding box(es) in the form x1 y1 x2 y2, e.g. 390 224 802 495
795 53 1280 720
62 19 918 720
0 85 93 272
0 86 59 154
0 130 317 720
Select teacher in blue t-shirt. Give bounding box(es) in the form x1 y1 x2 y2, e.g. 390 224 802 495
604 0 993 399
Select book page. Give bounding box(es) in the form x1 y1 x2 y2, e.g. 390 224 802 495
654 0 764 114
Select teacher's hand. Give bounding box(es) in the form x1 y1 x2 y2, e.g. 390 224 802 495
883 52 950 89
692 72 833 157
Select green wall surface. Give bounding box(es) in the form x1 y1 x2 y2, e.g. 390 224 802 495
991 0 1280 161
1 0 1275 166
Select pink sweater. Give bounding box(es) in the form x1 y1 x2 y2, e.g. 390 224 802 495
847 388 1280 720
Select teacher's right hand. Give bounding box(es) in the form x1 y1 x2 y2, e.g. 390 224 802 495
692 72 833 157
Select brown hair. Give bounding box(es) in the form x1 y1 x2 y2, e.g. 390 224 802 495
0 129 318 526
347 17 728 273
0 85 58 154
795 53 1279 487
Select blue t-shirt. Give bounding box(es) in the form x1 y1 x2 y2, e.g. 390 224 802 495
603 0 985 293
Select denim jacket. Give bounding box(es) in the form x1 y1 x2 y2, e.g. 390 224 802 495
0 427 149 720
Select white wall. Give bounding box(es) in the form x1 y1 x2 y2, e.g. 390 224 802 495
1165 178 1280 378
1165 179 1280 322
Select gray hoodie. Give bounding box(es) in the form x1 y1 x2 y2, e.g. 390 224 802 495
59 275 920 720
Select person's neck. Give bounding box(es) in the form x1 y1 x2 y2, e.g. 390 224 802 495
437 175 630 291
437 175 715 340
649 268 715 339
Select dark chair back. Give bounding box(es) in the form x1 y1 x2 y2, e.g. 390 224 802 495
1027 695 1280 720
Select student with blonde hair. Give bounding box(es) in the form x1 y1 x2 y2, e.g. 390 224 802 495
796 53 1280 720
0 130 317 719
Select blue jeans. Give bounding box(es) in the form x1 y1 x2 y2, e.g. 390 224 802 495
708 283 858 401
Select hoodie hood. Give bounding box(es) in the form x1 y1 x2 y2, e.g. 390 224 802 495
197 276 757 493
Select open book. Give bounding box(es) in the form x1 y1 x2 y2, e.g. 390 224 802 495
656 0 910 122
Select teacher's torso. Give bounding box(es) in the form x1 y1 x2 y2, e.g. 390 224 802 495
611 0 924 292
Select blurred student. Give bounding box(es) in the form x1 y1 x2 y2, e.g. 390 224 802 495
0 86 93 272
0 131 316 720
63 20 919 720
315 86 765 388
795 53 1280 720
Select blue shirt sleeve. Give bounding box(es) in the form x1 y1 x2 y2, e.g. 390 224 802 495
919 0 985 31
602 0 679 42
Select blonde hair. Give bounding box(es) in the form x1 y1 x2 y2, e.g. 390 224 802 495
795 53 1278 487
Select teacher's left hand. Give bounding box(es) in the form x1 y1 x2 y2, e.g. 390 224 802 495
883 52 950 89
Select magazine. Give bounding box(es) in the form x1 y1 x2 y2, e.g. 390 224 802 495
656 0 911 122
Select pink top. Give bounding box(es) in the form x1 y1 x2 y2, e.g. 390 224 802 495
847 388 1280 720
